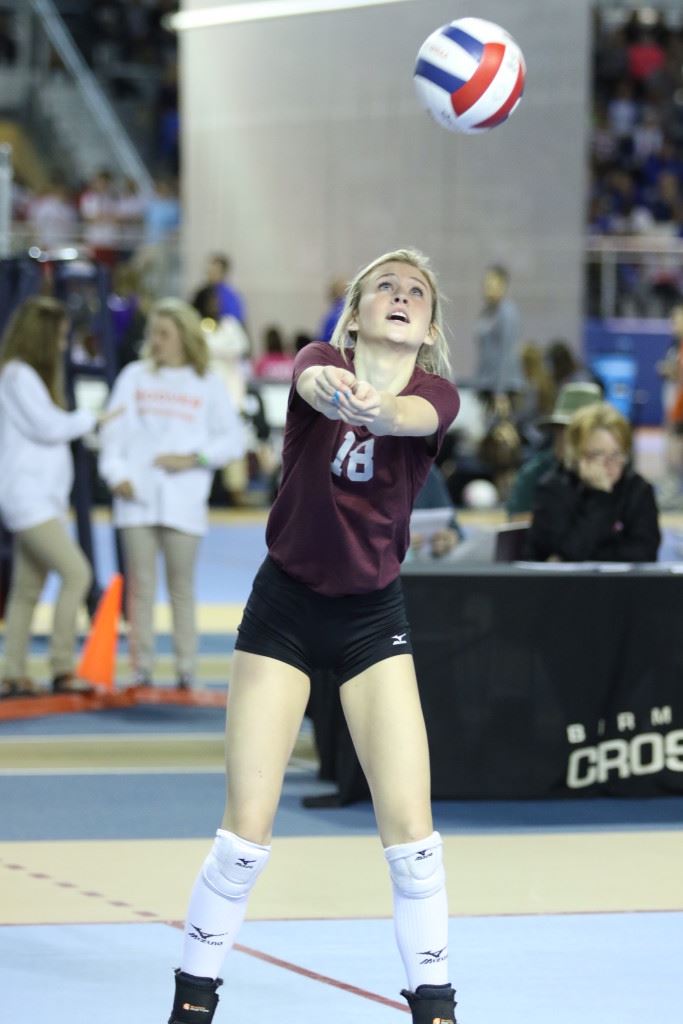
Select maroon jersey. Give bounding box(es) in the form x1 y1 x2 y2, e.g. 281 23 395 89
266 342 460 596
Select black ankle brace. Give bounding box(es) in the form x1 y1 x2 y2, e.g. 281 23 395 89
168 969 223 1024
401 983 457 1024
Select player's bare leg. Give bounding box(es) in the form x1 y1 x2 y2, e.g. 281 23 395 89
168 653 310 1023
341 654 457 1023
222 651 311 843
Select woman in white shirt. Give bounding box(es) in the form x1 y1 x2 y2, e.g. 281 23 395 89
99 298 244 689
0 297 112 696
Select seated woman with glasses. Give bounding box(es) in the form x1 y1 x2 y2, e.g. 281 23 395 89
527 402 660 562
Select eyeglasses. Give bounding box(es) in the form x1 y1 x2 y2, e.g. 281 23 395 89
582 450 627 467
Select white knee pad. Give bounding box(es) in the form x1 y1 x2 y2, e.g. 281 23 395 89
201 829 271 901
384 831 445 899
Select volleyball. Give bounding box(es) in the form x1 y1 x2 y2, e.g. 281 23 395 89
414 17 526 134
462 478 499 510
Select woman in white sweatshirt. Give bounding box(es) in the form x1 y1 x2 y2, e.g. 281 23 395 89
99 298 245 689
0 297 112 697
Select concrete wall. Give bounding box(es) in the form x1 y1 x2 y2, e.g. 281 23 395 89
180 0 592 375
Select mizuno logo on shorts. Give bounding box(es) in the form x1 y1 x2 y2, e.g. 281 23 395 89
392 634 407 645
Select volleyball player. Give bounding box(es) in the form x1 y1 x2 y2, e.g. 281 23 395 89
167 248 460 1024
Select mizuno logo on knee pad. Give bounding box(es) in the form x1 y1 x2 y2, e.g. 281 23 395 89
202 830 271 901
385 833 444 899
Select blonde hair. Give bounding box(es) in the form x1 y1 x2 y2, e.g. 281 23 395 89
330 248 452 379
0 296 67 405
144 297 210 375
564 402 632 470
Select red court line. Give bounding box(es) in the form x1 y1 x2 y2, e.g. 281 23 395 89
170 920 409 1012
0 857 161 920
234 942 409 1013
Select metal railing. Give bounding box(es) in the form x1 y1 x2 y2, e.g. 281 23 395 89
7 222 182 302
585 234 683 319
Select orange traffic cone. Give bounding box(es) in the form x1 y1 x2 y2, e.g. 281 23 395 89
76 573 123 690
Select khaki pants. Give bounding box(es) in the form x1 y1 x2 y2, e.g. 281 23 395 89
3 518 92 679
122 525 200 680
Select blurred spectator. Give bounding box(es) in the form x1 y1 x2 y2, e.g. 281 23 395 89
253 326 295 382
515 341 556 447
134 178 181 298
98 298 245 689
142 178 180 245
476 415 522 505
107 262 150 369
191 254 246 327
546 339 596 393
607 78 639 139
27 182 78 251
527 402 660 562
79 170 118 266
317 277 347 342
472 264 523 417
656 302 683 509
640 137 683 193
627 29 666 83
201 294 254 506
202 295 250 409
649 169 680 226
593 25 628 99
506 382 603 521
632 108 663 162
591 104 619 168
0 297 115 697
116 177 148 257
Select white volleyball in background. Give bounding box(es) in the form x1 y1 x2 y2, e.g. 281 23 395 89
462 478 499 510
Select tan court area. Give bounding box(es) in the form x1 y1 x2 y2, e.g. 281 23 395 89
2 832 683 927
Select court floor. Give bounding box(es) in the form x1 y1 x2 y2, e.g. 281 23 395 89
1 511 683 1022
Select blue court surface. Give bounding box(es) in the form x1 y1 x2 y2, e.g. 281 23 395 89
2 912 681 1023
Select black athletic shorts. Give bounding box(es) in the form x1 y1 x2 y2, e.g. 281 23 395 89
234 556 413 685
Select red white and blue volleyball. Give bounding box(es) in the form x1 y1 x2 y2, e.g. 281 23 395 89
414 17 526 134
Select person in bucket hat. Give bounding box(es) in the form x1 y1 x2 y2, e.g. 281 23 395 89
506 382 603 519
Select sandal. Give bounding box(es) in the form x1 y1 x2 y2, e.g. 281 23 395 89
51 673 94 695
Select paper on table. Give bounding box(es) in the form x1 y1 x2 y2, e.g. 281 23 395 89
409 507 454 540
513 561 640 572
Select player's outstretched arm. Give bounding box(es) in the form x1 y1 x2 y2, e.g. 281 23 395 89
341 382 438 437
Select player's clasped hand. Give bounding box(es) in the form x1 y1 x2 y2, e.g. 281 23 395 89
339 379 384 426
315 366 356 419
315 366 384 427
